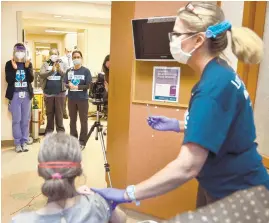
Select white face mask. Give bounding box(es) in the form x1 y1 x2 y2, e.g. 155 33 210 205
73 59 82 66
15 52 26 60
170 34 197 64
50 55 58 62
67 53 72 58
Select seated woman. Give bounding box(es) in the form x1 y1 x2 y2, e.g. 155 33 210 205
10 133 126 223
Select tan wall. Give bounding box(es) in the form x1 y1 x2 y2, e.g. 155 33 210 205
63 33 77 51
108 1 198 219
127 1 197 218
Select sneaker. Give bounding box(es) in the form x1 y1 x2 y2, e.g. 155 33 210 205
80 145 85 151
21 143 29 152
15 145 23 153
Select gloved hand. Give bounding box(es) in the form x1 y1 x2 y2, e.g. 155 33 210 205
91 188 130 210
147 116 180 133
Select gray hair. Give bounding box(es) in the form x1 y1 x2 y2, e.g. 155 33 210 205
49 48 59 56
38 133 82 202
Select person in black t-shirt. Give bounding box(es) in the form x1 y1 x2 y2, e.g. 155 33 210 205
64 50 92 150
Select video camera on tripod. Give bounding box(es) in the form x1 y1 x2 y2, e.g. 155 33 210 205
90 72 106 105
86 73 112 187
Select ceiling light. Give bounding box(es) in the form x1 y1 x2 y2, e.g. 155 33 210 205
45 30 77 34
54 15 62 18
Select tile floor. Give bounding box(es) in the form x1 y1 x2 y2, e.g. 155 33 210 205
1 118 158 223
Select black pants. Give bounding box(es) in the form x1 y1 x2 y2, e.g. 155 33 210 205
68 99 89 146
63 97 68 116
44 96 65 134
196 184 219 208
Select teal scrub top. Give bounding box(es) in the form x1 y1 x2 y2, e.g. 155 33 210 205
183 58 269 198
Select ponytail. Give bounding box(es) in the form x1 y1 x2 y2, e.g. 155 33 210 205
230 27 264 64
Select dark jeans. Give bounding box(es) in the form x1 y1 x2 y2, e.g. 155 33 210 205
44 96 65 134
68 99 89 146
196 184 219 208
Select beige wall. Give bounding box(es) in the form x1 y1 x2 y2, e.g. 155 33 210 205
63 33 77 51
254 3 269 157
87 24 110 76
25 34 65 68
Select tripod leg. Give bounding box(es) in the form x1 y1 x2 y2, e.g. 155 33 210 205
95 124 99 140
98 129 112 188
85 123 96 146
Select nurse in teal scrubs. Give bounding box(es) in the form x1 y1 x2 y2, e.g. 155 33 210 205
88 2 269 208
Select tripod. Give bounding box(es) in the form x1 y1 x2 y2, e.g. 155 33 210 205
85 101 112 188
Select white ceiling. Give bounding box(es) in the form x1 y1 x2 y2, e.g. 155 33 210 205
24 26 79 36
23 13 110 36
22 1 111 35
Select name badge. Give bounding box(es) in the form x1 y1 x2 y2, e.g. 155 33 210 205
47 76 61 80
19 92 26 98
15 82 28 88
68 71 75 80
73 75 85 80
69 89 83 92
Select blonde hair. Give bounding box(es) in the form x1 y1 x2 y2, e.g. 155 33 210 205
38 133 82 202
177 2 263 64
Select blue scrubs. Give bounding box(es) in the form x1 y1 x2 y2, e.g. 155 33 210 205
183 58 269 199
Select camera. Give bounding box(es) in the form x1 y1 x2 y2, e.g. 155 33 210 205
90 72 106 104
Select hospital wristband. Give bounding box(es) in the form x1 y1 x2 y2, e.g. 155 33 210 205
126 185 140 206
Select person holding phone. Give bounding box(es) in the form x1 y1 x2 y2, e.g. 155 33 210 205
65 50 92 150
40 48 67 135
5 43 34 153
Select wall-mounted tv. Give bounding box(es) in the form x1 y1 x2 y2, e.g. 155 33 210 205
132 16 176 61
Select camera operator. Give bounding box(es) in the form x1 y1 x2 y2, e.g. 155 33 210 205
102 55 109 118
40 48 66 135
65 50 92 150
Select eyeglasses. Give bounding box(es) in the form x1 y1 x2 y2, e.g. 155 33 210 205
168 31 198 42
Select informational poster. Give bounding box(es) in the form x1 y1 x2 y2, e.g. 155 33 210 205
152 66 180 102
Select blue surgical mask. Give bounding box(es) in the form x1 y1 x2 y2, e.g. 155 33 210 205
73 59 82 65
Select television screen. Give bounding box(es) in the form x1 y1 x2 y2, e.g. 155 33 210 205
132 17 176 60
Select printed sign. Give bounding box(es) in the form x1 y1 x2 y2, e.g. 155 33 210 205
152 66 180 102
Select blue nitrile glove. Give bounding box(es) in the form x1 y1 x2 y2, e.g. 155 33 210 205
147 116 180 133
91 188 130 210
